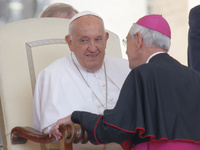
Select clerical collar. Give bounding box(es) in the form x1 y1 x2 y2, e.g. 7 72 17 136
146 51 166 63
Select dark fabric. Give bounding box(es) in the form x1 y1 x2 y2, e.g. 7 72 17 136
71 111 137 145
72 53 200 150
188 5 200 72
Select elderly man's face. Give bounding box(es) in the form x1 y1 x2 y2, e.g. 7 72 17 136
66 16 109 72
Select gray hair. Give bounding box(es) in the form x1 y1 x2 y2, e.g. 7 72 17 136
130 23 171 51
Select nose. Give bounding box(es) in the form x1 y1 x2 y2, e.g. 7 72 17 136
88 41 97 52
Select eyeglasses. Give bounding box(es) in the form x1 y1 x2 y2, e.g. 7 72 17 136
122 39 127 47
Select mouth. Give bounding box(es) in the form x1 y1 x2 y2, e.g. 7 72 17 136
86 54 98 59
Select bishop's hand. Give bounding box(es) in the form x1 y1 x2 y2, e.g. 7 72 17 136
49 114 73 140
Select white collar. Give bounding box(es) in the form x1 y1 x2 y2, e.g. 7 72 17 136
146 51 165 63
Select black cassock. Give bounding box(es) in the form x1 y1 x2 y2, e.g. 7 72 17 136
71 53 200 150
188 5 200 72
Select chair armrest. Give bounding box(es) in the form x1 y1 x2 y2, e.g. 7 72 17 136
11 123 88 144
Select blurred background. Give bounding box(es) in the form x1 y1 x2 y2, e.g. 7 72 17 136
0 0 200 148
0 0 200 63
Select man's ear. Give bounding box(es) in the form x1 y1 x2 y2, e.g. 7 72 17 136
65 35 73 52
104 32 109 46
103 32 109 50
135 32 143 50
105 32 109 41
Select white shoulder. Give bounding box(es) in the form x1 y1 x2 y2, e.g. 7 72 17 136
104 55 130 72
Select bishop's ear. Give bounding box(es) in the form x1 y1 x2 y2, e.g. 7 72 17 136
135 32 143 49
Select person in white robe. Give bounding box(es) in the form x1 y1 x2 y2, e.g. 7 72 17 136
33 11 130 150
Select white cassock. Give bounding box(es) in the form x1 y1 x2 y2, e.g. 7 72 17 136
33 52 130 150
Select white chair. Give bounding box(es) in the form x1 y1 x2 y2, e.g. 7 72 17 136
0 18 122 150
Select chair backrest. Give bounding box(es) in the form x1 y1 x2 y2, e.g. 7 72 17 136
0 18 122 150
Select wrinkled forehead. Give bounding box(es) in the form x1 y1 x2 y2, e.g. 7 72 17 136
72 15 104 27
71 16 105 37
69 15 105 35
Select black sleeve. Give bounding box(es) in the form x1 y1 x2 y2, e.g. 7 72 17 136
71 111 135 145
188 5 200 72
71 70 147 146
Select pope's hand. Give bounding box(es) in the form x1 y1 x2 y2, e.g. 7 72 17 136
49 114 73 140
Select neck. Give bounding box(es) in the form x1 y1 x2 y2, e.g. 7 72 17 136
86 65 103 73
145 48 166 63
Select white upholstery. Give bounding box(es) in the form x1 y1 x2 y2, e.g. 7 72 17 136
0 18 122 150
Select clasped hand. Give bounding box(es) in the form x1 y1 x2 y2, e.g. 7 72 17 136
49 114 73 140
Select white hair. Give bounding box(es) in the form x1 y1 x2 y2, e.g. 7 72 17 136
130 23 171 51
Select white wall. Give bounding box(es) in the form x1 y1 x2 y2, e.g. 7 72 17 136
48 0 148 58
189 0 200 9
